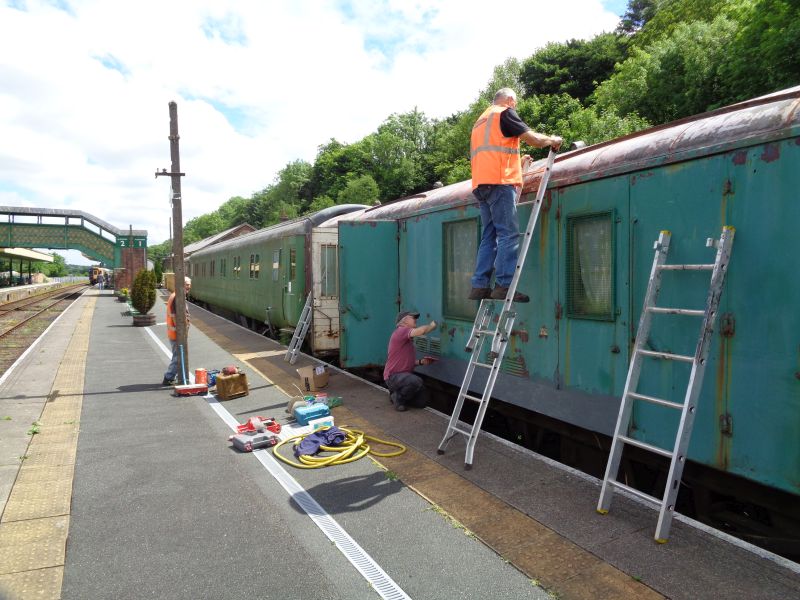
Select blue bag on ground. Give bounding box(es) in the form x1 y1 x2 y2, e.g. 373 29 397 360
294 426 346 457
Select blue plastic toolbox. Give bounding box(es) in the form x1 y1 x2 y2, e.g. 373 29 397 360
294 403 331 426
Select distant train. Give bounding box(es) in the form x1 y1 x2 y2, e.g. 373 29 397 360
89 266 111 286
188 205 367 356
188 86 800 556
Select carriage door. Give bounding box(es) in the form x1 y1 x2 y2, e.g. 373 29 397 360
310 228 340 354
558 177 630 400
338 220 399 368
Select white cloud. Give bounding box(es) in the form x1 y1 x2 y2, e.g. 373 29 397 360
0 0 620 259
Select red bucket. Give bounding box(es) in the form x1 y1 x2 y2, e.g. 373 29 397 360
195 368 208 385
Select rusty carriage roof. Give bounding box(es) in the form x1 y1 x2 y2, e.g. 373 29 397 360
191 204 368 258
338 85 800 223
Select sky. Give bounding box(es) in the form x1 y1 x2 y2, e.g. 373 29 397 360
0 0 626 265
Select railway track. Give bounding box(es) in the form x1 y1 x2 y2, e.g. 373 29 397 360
0 284 88 375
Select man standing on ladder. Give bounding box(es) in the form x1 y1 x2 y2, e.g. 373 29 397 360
468 88 562 303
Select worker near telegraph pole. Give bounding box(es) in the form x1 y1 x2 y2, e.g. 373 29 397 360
162 277 191 386
468 87 562 303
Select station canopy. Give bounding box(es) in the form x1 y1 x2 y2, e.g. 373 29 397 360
0 247 54 262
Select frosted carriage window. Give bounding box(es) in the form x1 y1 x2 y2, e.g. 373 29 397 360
567 212 614 320
444 218 478 320
320 244 338 297
272 250 281 281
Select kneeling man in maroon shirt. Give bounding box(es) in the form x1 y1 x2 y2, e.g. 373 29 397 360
384 311 437 412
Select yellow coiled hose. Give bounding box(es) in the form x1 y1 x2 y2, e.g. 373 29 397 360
272 426 406 469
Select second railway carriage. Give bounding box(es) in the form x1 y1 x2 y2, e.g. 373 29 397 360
188 204 366 356
336 86 800 553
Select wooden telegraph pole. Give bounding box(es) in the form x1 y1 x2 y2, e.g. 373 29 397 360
155 101 189 384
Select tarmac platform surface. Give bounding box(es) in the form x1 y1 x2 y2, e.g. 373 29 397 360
1 287 798 599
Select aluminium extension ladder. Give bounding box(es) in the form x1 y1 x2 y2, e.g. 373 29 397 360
437 148 557 469
284 292 313 365
597 226 735 543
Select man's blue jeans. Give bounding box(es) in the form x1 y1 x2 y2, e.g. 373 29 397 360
164 340 180 382
471 184 520 288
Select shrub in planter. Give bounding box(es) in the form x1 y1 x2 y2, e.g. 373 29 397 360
130 270 157 326
118 287 129 302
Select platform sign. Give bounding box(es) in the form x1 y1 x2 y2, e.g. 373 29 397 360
116 237 147 248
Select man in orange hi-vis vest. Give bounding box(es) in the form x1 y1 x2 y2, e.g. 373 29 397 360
468 88 562 303
162 277 191 386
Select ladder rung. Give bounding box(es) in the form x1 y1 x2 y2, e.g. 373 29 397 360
609 480 662 506
472 362 494 369
474 329 496 336
451 427 473 437
658 264 714 271
618 435 674 458
647 307 705 316
628 391 683 410
637 349 694 363
463 394 484 403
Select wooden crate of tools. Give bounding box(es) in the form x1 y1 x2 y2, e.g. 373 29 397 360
216 372 249 400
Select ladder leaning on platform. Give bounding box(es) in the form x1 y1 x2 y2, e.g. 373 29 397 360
596 226 735 543
285 292 313 365
437 148 557 469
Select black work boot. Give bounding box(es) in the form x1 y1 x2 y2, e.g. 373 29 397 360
468 287 491 300
490 286 530 303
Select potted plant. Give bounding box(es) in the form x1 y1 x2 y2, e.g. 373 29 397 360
118 287 129 303
130 269 157 326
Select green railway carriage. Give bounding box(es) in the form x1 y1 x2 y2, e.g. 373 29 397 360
188 205 366 355
338 86 800 541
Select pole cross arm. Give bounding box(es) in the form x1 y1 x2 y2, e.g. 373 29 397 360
154 169 185 179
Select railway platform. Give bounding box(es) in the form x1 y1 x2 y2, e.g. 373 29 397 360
0 287 798 599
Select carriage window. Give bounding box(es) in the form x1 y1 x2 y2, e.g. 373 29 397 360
289 248 297 281
254 254 260 279
272 250 281 281
444 218 478 320
210 260 215 277
220 258 226 277
567 212 614 320
249 254 255 279
320 244 337 297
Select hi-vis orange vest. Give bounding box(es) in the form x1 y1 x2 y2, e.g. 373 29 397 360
166 293 177 341
470 104 522 189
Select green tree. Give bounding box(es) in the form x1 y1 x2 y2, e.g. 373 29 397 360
154 259 163 286
130 268 156 314
217 196 254 228
718 0 800 103
616 0 659 35
520 34 629 103
45 253 68 277
593 16 737 123
184 212 225 244
307 195 335 213
306 139 372 203
272 160 312 208
337 175 380 206
631 0 731 48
